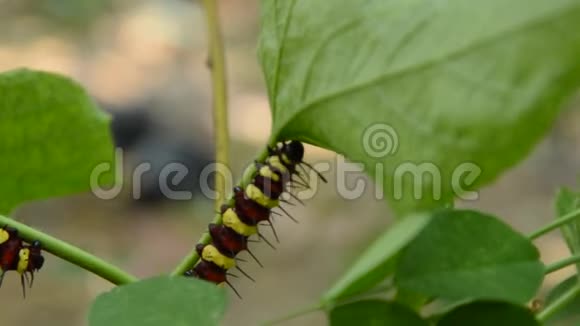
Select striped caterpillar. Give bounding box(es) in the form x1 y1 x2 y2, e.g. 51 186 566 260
184 141 325 296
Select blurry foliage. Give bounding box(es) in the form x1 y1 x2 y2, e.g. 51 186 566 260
24 0 112 25
5 0 112 21
0 0 127 38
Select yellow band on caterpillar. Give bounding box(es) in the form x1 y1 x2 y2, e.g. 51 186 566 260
246 184 279 208
266 156 288 174
17 248 30 274
0 229 9 245
202 244 236 270
223 208 257 236
281 153 292 165
258 165 280 182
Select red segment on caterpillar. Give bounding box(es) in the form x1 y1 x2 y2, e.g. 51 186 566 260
208 224 248 258
185 260 227 285
232 186 271 226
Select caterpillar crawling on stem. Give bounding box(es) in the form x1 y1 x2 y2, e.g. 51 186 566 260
184 140 326 297
0 226 45 298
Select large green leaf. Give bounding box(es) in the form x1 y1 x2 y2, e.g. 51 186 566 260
323 213 431 303
328 300 428 326
437 301 539 326
89 276 227 326
0 68 114 213
258 0 580 213
395 210 544 303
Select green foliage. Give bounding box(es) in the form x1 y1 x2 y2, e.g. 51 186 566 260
437 301 540 326
395 210 544 304
544 275 580 324
555 188 580 268
323 213 431 302
0 68 114 214
258 0 580 213
88 276 227 326
328 300 427 326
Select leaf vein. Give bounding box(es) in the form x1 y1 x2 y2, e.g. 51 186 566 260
271 0 298 113
286 4 580 134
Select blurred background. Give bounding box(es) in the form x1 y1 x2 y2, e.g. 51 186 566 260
1 0 580 325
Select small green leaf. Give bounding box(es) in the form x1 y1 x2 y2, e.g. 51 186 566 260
89 276 227 326
328 299 428 326
544 275 580 323
555 188 580 265
395 209 544 303
0 68 114 213
437 301 539 326
259 0 580 214
323 213 431 303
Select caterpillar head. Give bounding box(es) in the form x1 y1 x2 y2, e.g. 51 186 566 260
282 141 304 164
29 241 44 270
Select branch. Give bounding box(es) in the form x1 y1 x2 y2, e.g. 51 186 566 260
528 208 580 240
204 0 230 212
544 254 580 274
0 215 138 285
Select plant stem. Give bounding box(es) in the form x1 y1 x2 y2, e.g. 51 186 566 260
264 282 395 325
537 283 580 322
528 208 580 240
261 303 324 326
0 215 138 285
170 0 230 277
203 0 230 213
545 254 580 274
171 148 270 276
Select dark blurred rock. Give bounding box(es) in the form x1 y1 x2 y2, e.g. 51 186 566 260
107 103 214 205
110 105 152 149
